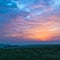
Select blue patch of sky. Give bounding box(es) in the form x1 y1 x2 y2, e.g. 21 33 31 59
0 0 60 21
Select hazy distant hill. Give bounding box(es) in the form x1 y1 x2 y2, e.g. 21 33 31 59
0 44 60 49
0 44 9 48
0 44 18 48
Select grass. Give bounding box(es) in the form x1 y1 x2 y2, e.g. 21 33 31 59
0 45 60 60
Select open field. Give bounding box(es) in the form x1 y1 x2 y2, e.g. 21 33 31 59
0 45 60 60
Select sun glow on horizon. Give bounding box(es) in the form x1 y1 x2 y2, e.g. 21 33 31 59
4 14 60 41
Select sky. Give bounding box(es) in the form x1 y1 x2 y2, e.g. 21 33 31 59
0 0 60 45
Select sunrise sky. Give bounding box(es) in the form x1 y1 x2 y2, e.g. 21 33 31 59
0 0 60 45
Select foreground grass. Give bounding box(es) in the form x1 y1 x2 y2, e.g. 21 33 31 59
0 45 60 60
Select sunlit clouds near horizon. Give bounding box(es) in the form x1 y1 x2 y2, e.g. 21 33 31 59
0 0 60 42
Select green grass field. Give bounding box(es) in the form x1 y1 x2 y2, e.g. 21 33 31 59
0 45 60 60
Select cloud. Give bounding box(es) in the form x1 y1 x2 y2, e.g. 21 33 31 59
2 9 60 41
0 0 60 42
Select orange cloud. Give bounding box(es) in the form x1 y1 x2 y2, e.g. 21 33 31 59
4 10 60 41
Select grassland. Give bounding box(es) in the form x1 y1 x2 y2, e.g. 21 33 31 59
0 45 60 60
